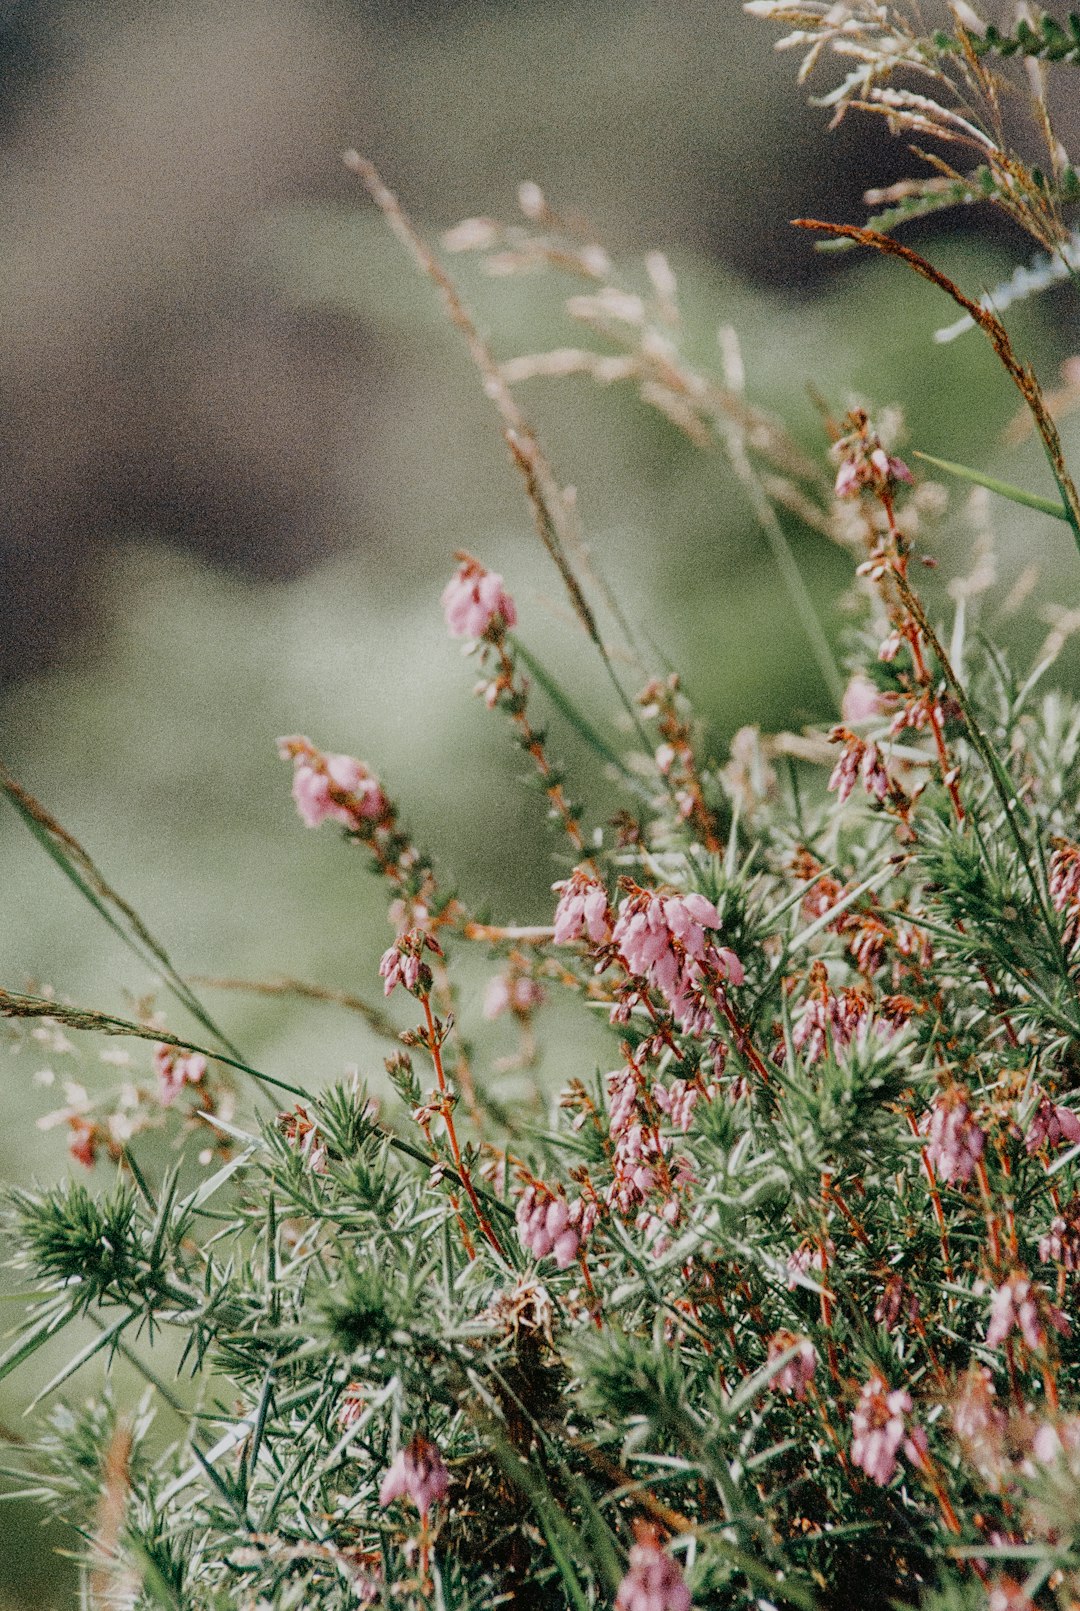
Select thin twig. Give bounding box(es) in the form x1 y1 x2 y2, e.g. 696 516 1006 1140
792 219 1080 549
343 152 649 738
190 975 400 1041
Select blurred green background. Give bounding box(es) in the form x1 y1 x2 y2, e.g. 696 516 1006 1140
2 1 1079 1604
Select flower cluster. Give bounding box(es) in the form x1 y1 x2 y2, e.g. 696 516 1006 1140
609 884 743 1030
514 1184 587 1269
277 736 387 831
614 1526 691 1611
153 1043 207 1106
850 1374 914 1487
13 114 1080 1611
441 553 517 641
923 1088 985 1186
378 1435 449 1521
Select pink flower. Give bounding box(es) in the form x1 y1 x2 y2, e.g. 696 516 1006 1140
767 1332 817 1400
336 1382 365 1430
611 886 740 1031
1025 1093 1080 1154
608 1122 660 1212
786 1239 833 1290
606 1066 639 1137
874 1275 918 1333
827 729 891 807
923 1088 984 1185
986 1272 1068 1353
442 554 517 640
652 1078 699 1133
277 736 386 831
515 1185 584 1269
615 1525 691 1611
841 674 887 725
1051 841 1080 909
1039 1200 1080 1269
552 868 613 946
850 1374 912 1486
792 988 873 1066
68 1117 99 1169
154 1043 207 1106
379 929 441 997
832 418 913 500
379 1435 449 1521
950 1366 1006 1481
278 1104 328 1174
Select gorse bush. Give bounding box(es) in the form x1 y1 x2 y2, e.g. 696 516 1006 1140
5 6 1080 1608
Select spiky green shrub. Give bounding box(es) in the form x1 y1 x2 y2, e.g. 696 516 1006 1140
5 9 1080 1608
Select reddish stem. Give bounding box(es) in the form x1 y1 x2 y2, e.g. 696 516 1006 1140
422 996 506 1259
907 1110 955 1283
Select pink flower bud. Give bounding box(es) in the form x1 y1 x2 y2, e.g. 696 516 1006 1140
379 1434 449 1521
552 869 613 946
767 1332 817 1400
278 736 386 831
154 1043 207 1106
923 1088 984 1185
615 1524 691 1611
1025 1093 1080 1154
850 1374 912 1486
442 554 517 640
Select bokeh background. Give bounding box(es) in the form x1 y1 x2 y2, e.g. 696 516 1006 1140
2 2 1079 1603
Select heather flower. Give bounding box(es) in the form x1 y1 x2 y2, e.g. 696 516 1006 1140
850 1374 912 1486
652 1077 699 1133
441 553 517 640
379 928 441 997
379 1434 449 1521
1025 1093 1080 1155
68 1116 99 1170
278 1104 328 1174
552 868 612 946
154 1043 207 1107
1049 839 1080 947
608 1123 661 1213
923 1088 984 1185
277 736 386 831
1039 1199 1080 1269
611 886 742 1030
336 1382 365 1431
950 1366 1007 1484
606 1065 639 1136
986 1272 1068 1353
848 913 890 975
827 729 891 807
515 1185 583 1269
874 1274 918 1332
767 1331 817 1400
831 412 913 499
635 1197 681 1255
786 1239 833 1290
614 1524 691 1611
791 986 875 1066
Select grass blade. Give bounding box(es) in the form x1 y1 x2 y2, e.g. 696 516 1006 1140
0 765 244 1059
913 451 1070 521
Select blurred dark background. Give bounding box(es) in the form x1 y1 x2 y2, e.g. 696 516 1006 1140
1 3 1078 1604
0 0 909 687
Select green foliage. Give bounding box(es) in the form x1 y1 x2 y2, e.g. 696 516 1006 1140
6 19 1080 1607
937 11 1080 63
